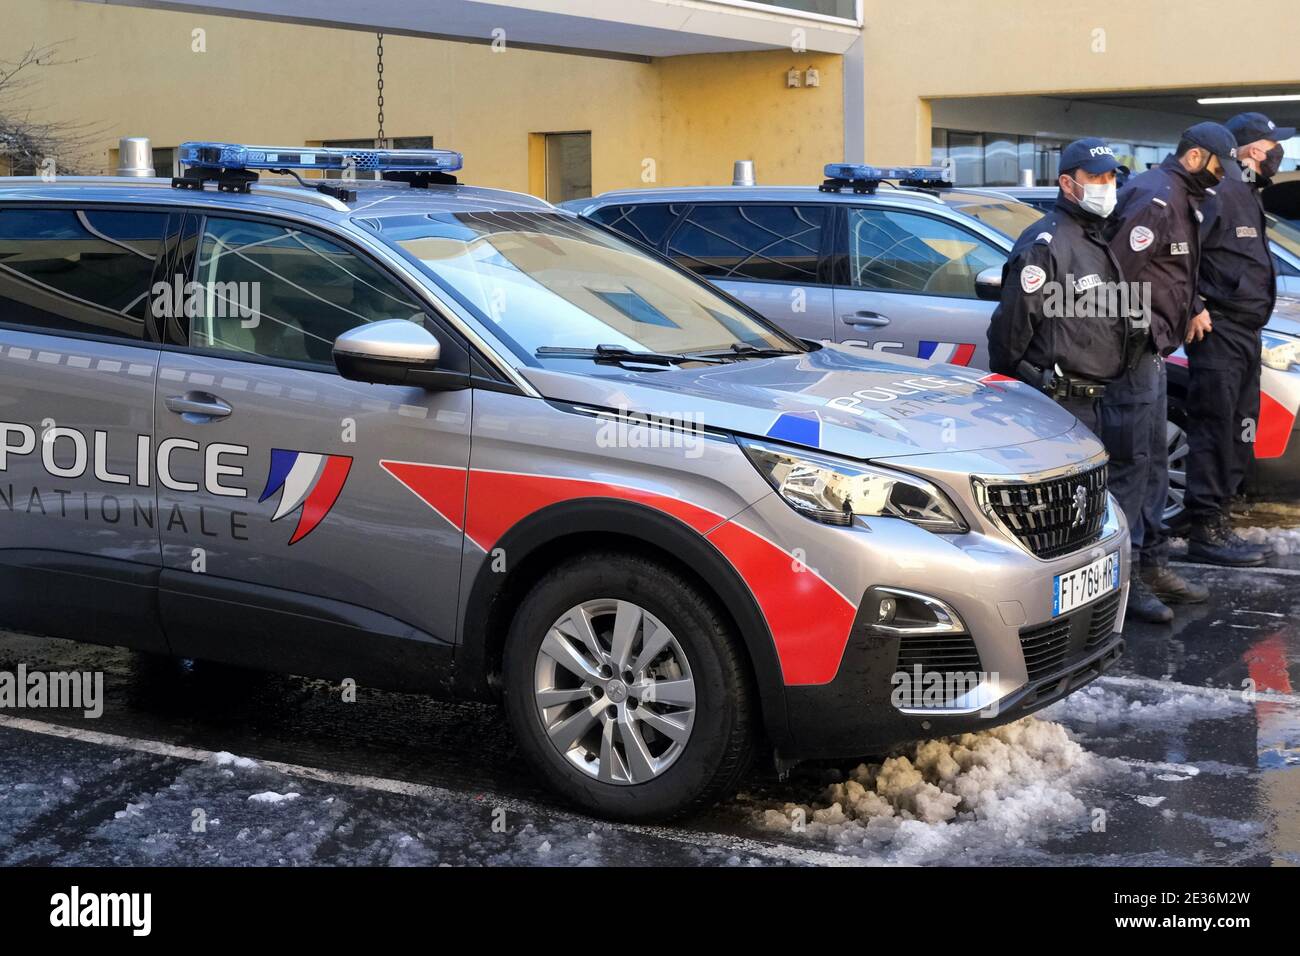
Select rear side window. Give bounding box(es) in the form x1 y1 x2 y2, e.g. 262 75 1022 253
587 203 684 250
191 217 425 365
666 204 826 283
846 207 1003 298
0 207 167 340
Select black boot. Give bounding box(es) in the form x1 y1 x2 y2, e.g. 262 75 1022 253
1140 564 1208 604
1188 515 1267 567
1127 576 1174 624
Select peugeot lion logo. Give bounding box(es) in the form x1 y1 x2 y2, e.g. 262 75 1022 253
1071 484 1088 528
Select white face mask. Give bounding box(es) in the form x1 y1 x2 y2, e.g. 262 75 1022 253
1071 177 1117 218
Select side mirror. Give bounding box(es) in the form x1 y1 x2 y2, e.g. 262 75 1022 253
333 319 469 390
975 266 1003 302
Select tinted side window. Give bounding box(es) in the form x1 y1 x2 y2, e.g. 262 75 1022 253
588 203 684 250
0 207 166 340
847 208 1002 298
666 204 826 283
191 218 425 365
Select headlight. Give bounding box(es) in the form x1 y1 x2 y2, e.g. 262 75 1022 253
1261 330 1300 371
738 438 968 533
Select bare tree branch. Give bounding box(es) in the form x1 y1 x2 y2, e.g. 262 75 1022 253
0 41 101 175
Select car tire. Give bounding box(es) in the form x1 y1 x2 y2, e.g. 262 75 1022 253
502 551 755 822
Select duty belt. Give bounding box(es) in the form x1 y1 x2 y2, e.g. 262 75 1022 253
1017 360 1107 400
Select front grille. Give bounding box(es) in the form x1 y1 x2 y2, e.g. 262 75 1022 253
1020 591 1122 682
981 463 1108 559
1086 591 1123 647
895 633 982 673
894 632 983 706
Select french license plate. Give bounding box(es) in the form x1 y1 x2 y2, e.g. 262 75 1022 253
1053 551 1120 617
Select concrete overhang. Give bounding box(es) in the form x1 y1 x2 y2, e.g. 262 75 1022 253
87 0 863 58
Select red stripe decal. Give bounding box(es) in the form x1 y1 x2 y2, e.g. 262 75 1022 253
464 471 721 551
380 460 468 530
385 466 859 685
1256 391 1295 459
953 343 977 366
290 456 351 544
706 522 858 685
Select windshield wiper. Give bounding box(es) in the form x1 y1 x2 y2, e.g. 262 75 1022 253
693 343 801 360
536 345 728 366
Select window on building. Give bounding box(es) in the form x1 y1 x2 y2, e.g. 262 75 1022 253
152 147 177 177
0 207 167 339
191 217 424 365
846 208 1003 298
729 1 857 19
666 204 827 283
543 132 592 203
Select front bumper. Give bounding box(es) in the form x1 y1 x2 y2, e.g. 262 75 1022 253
781 602 1125 761
740 434 1131 762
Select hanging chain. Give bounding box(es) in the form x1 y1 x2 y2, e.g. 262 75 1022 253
375 33 386 148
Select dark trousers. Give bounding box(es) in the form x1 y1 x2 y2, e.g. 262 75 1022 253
1184 316 1262 522
1090 352 1169 567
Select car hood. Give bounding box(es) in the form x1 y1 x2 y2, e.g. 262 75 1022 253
520 344 1078 460
1268 295 1300 337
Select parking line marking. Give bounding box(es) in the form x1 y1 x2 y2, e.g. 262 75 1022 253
1173 560 1300 578
0 713 862 867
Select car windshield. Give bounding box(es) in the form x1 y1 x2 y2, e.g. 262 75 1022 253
940 194 1045 240
376 210 797 365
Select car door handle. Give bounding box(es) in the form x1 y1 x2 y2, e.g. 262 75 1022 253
841 311 891 327
165 392 232 420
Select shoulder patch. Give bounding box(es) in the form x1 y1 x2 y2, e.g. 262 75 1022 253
1020 264 1047 294
1034 231 1053 244
1130 225 1155 252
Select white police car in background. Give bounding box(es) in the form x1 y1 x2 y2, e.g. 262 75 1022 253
569 165 1300 513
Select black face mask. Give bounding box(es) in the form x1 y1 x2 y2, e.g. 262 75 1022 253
1190 154 1223 191
1259 145 1285 181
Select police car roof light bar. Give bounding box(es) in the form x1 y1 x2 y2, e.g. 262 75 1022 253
819 163 953 194
171 141 464 198
178 142 464 174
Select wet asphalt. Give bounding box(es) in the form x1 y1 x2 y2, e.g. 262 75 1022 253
0 545 1297 866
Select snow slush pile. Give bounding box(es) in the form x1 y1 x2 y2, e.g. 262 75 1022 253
756 717 1105 862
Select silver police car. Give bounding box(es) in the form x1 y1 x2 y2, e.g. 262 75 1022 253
0 144 1127 820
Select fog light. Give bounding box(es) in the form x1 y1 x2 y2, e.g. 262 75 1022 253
865 587 966 636
878 597 897 624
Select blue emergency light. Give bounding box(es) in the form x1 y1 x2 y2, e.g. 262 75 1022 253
178 141 464 174
820 162 952 194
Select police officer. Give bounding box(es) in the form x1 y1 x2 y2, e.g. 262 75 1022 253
1185 113 1294 566
988 138 1138 432
1104 122 1241 622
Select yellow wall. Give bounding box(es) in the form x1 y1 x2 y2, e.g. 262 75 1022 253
860 0 1300 163
0 0 842 194
658 49 843 187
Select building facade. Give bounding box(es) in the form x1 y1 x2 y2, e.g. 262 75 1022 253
2 0 1297 194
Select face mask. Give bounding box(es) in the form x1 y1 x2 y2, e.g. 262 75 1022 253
1260 145 1284 181
1071 177 1117 218
1191 153 1224 190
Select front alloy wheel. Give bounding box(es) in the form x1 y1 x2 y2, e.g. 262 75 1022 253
503 552 754 821
1165 418 1189 522
534 599 696 785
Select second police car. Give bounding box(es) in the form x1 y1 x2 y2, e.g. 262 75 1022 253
573 167 1300 516
0 145 1127 820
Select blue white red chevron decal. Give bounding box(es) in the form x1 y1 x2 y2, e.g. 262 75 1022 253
258 449 353 544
